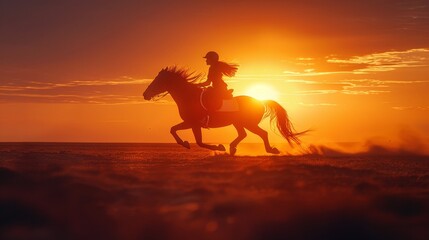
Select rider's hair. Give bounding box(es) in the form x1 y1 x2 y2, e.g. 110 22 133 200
217 61 238 77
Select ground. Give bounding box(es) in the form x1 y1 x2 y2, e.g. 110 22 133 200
1 143 428 240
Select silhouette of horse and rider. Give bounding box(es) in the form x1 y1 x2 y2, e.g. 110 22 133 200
143 51 305 155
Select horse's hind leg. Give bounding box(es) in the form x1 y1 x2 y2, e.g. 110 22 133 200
244 125 280 154
230 124 247 156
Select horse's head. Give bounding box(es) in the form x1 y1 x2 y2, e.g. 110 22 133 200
143 66 202 100
143 68 171 100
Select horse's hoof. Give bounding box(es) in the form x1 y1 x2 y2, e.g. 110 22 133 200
230 146 237 156
217 144 226 151
182 141 191 149
269 147 280 154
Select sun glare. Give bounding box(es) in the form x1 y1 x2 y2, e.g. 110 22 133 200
244 83 280 101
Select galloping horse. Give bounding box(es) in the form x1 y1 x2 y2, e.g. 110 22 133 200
143 66 305 155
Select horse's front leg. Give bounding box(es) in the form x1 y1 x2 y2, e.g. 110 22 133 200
171 122 192 149
192 126 225 151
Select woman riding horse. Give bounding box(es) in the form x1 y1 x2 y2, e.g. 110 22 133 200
198 51 238 126
143 65 306 155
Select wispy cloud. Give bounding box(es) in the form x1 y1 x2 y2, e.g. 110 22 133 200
0 92 147 104
299 102 337 107
0 77 157 104
327 48 429 73
392 106 429 111
342 90 391 95
297 58 314 61
2 48 428 104
0 77 152 91
288 78 429 96
283 70 360 77
284 48 429 76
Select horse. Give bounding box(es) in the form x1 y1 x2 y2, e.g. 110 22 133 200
143 66 305 155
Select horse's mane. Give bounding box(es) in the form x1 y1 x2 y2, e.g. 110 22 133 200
164 66 204 84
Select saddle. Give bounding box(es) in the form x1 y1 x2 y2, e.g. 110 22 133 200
200 88 239 112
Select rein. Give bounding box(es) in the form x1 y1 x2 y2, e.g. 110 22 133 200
199 88 208 111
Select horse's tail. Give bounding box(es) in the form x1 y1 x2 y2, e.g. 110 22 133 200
263 100 307 146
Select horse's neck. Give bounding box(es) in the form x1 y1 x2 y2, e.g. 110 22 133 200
169 83 200 107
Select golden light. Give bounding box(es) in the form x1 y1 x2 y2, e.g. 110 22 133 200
244 83 280 101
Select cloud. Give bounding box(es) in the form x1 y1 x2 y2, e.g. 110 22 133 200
284 48 429 76
327 48 429 73
0 77 158 104
0 92 147 105
0 77 152 91
392 106 429 111
287 78 429 96
299 102 337 107
234 75 398 96
294 90 340 95
342 89 391 95
2 48 428 104
283 70 360 77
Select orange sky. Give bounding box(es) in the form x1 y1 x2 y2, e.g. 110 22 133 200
1 0 428 146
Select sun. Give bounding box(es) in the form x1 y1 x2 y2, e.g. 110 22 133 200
244 83 280 101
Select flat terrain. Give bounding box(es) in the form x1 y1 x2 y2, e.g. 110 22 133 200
1 143 428 240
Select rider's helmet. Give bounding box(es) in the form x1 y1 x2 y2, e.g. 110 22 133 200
203 51 219 62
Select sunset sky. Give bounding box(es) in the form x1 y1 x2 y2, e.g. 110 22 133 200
1 0 428 145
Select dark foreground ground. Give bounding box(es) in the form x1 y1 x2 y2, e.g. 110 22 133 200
1 143 429 240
